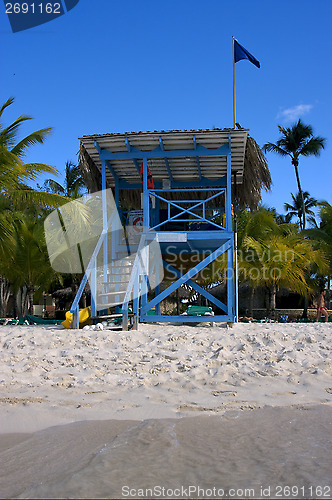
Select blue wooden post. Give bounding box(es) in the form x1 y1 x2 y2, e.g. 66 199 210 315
142 157 149 228
113 176 120 259
155 260 161 316
226 134 234 319
155 194 160 228
152 239 161 315
133 268 139 325
227 243 234 318
226 136 232 232
91 256 97 319
140 245 149 309
234 231 239 322
73 304 79 329
114 176 119 209
141 158 149 309
101 160 108 282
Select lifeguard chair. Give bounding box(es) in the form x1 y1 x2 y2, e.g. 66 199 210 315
71 128 252 329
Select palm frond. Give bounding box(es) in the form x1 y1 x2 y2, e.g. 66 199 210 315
300 136 326 157
262 142 289 156
11 128 53 158
22 162 58 178
0 115 32 148
10 189 69 209
42 179 66 195
0 97 15 119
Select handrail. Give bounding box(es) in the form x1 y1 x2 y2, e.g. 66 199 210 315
70 211 117 325
122 233 147 310
121 233 147 329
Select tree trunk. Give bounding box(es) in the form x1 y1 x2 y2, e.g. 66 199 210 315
265 287 270 316
302 296 308 319
293 162 306 230
0 276 11 317
248 287 255 317
71 274 80 295
269 283 277 319
16 289 23 317
28 286 35 315
16 287 29 317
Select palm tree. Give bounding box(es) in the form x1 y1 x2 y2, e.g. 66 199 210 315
40 161 86 199
283 189 319 317
202 208 285 315
284 191 318 230
0 97 69 211
263 120 326 230
242 230 327 316
275 213 293 225
306 201 332 305
5 217 61 316
193 206 328 318
0 97 55 190
237 208 279 315
0 97 69 315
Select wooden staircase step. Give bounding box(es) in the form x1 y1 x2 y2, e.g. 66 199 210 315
104 279 130 285
90 313 134 320
98 289 128 297
98 290 127 297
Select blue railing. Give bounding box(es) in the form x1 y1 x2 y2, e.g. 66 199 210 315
121 233 147 330
70 211 117 329
148 188 226 232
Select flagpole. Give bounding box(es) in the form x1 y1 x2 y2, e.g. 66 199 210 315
232 36 236 129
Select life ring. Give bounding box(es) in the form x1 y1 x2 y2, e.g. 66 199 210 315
133 216 143 232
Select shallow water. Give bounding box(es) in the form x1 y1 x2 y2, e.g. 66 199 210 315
1 405 331 499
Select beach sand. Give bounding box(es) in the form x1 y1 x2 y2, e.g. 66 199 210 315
0 322 331 498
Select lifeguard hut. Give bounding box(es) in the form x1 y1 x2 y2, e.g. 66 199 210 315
72 128 255 329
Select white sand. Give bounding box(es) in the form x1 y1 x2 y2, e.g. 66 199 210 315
0 322 331 433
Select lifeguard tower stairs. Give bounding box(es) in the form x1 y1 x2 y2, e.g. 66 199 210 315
73 129 249 329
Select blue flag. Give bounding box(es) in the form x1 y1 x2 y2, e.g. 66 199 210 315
234 40 260 68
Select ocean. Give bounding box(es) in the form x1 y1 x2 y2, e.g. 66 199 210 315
1 405 331 499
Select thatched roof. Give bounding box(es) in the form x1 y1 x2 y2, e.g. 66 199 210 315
79 128 271 210
79 145 102 194
236 135 271 210
52 285 90 300
52 287 75 299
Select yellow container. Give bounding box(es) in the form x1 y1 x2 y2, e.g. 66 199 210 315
62 306 91 329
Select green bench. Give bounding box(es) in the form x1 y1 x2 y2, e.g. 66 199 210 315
184 305 214 316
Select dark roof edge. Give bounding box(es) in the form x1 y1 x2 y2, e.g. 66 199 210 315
79 127 249 140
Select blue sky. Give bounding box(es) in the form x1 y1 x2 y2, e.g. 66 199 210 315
1 0 331 214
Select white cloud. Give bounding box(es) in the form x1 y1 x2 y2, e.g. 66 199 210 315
277 104 313 122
